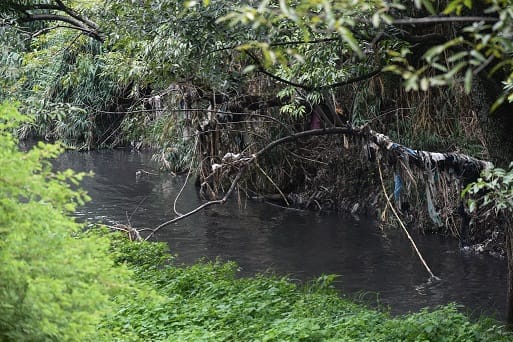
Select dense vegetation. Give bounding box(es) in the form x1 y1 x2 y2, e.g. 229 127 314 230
1 0 511 221
1 100 511 340
105 232 512 341
0 102 130 340
2 0 513 337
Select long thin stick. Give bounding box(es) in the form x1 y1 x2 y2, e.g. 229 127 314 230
377 160 439 280
255 159 290 206
173 135 199 216
145 164 250 240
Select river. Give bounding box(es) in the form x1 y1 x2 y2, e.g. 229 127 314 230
55 148 508 320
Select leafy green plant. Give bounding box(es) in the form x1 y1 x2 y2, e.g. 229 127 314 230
463 162 513 214
101 227 511 341
0 102 129 340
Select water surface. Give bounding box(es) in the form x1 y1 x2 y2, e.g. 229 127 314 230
55 148 508 320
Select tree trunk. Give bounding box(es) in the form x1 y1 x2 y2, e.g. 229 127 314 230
506 226 513 327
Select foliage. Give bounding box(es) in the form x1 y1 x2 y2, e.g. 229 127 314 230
224 0 513 108
387 0 513 109
0 102 508 340
100 233 511 341
463 162 513 215
0 102 129 341
1 1 126 148
3 0 511 154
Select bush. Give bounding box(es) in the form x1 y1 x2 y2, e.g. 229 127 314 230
0 102 128 341
104 235 512 341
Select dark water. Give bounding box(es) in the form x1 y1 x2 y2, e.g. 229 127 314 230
55 149 508 320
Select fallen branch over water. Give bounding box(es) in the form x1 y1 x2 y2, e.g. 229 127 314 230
145 125 492 241
145 165 248 240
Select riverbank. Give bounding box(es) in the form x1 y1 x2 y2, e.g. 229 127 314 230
100 232 511 341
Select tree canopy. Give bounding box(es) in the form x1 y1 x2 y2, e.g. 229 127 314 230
1 1 512 148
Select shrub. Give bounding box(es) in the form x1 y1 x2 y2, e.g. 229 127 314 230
0 102 128 341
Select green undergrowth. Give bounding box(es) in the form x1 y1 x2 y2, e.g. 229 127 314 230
99 232 512 341
3 101 510 341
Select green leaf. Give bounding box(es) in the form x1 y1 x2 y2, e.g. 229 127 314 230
447 51 468 63
490 94 506 112
423 45 445 62
242 65 257 74
420 77 429 91
422 0 436 15
464 68 473 93
338 27 363 57
468 200 477 212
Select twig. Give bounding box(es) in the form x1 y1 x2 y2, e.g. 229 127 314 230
136 169 158 176
145 164 250 240
173 135 199 216
377 159 439 280
108 224 142 241
264 200 305 211
129 196 147 223
255 159 290 206
391 16 498 26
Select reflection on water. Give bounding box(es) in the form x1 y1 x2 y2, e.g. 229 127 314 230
55 148 507 320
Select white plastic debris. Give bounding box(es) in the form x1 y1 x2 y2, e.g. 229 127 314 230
222 152 241 162
211 163 223 172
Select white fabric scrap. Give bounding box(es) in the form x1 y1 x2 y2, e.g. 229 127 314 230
222 153 241 162
211 163 223 172
430 153 445 161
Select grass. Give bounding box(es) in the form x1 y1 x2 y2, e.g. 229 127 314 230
98 231 512 341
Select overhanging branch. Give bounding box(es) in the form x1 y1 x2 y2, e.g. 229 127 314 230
54 0 99 31
7 0 103 42
246 51 382 91
391 16 499 26
19 13 103 41
145 124 492 237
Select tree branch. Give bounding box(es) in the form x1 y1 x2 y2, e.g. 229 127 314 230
246 51 381 90
19 13 103 41
391 16 498 26
256 64 382 91
377 159 439 280
29 24 99 39
53 0 99 31
144 125 492 238
145 164 248 240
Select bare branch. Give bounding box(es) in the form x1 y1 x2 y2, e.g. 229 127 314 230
54 0 99 31
391 16 498 26
145 124 492 238
246 51 382 90
29 24 99 39
145 164 249 240
11 0 103 42
377 159 439 280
